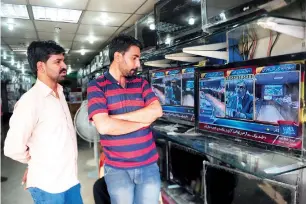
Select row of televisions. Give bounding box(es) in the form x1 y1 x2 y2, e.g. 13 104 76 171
149 53 305 151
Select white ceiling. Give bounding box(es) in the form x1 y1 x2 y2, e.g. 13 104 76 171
1 0 157 73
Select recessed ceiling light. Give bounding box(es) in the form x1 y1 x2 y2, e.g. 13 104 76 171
149 24 155 30
188 17 195 25
3 51 7 60
87 36 96 44
0 3 29 19
99 13 111 25
165 38 171 45
32 6 82 23
80 49 85 55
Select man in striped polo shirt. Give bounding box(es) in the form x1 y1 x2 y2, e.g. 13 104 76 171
87 35 163 204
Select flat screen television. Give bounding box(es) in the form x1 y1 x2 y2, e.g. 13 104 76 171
204 162 296 204
136 12 156 51
154 0 203 48
151 67 196 126
196 62 305 150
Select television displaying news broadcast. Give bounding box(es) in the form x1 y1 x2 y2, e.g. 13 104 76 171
151 67 195 123
198 63 304 150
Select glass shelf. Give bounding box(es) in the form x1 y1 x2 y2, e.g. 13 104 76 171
152 124 306 180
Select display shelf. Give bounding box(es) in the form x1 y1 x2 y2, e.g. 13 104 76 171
153 125 306 180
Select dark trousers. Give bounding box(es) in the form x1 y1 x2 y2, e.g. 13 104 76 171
93 177 111 204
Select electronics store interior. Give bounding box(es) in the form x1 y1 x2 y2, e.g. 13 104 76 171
1 0 306 204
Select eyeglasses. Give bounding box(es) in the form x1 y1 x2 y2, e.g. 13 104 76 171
237 86 245 89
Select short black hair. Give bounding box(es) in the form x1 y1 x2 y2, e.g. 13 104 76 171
109 35 142 63
27 40 65 76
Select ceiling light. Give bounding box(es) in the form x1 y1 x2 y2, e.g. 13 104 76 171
3 51 7 60
0 3 29 19
80 49 85 55
99 13 111 25
17 61 21 69
149 23 156 30
8 24 14 31
220 12 226 20
87 36 96 44
32 6 82 23
165 38 171 45
188 17 195 25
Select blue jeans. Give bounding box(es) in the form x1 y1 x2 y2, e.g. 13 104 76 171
104 163 161 204
28 183 83 204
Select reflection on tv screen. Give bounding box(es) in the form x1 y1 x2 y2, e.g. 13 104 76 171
198 64 303 149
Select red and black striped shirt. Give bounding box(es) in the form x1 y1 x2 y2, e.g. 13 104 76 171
87 71 159 169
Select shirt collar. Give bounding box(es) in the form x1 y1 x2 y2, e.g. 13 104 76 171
35 79 63 97
104 71 119 84
104 70 136 84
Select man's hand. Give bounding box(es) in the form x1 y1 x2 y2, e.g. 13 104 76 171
21 168 28 190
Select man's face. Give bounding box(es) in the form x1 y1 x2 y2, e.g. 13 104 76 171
118 45 141 77
171 81 176 87
236 83 246 97
42 54 67 82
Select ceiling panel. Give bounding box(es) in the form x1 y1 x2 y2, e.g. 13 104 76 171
136 0 156 15
34 21 78 33
38 32 75 41
56 41 73 49
74 34 107 44
77 24 118 36
29 0 89 10
1 0 27 5
1 18 35 31
88 0 146 13
1 29 37 39
123 14 144 27
2 37 37 46
81 11 130 27
72 41 102 50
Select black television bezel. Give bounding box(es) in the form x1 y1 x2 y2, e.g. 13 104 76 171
151 66 196 127
194 52 306 155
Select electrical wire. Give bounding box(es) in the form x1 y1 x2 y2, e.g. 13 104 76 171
269 32 280 57
267 31 273 57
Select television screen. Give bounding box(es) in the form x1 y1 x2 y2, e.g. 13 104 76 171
204 162 296 204
198 63 304 150
154 0 202 48
151 67 195 125
136 13 156 50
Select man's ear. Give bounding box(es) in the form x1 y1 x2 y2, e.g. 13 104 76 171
36 61 44 73
114 52 122 62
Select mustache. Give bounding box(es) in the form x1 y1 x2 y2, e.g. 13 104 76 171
59 68 67 74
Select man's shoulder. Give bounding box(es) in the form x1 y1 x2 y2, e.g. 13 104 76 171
15 88 39 109
88 75 108 87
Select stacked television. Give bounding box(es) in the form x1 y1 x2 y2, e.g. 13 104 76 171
151 67 196 126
